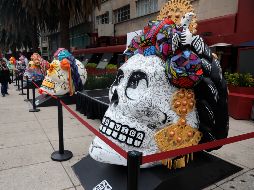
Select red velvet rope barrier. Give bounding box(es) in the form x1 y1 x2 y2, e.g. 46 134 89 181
142 131 254 164
60 100 128 159
31 81 254 164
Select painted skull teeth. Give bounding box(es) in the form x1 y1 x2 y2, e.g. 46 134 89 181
99 116 145 147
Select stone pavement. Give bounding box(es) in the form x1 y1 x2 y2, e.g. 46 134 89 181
0 83 254 190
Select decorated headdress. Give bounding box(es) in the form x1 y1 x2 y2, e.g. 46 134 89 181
124 17 203 88
54 48 83 95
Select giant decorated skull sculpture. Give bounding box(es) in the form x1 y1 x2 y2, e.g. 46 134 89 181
39 49 87 96
89 9 229 168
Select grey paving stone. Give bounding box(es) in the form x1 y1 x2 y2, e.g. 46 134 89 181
51 135 94 157
61 156 84 187
0 129 48 148
0 120 41 135
44 123 92 141
218 169 254 190
0 161 74 190
0 142 53 170
212 141 254 168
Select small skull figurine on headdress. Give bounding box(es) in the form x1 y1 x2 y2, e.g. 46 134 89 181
89 0 228 168
39 48 87 96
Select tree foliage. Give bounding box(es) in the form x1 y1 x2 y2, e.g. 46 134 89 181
0 0 100 52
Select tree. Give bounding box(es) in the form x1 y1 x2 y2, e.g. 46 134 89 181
21 0 100 50
0 0 39 52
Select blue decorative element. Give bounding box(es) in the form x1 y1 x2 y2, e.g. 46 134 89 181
58 50 72 61
144 46 157 56
56 49 82 91
183 50 191 59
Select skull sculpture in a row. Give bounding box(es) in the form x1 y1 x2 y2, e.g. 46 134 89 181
89 13 228 168
40 49 87 96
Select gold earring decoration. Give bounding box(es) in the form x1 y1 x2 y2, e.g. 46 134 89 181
154 89 202 169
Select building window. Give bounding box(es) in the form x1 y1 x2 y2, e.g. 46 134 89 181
136 0 158 17
114 5 130 23
96 12 109 24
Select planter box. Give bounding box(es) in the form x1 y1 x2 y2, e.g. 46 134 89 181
228 92 254 120
228 85 254 95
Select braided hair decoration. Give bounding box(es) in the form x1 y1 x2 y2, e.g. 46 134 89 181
124 14 228 149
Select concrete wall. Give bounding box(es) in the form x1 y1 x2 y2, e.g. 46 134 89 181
195 0 238 20
115 12 158 36
94 0 239 36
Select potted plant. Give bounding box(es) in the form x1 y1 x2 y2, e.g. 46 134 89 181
224 72 254 120
224 72 254 95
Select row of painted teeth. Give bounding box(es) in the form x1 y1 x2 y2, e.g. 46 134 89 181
99 117 145 147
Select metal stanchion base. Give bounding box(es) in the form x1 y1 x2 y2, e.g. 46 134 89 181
24 99 32 102
19 93 26 95
16 89 21 91
51 150 73 161
29 108 40 112
14 84 18 86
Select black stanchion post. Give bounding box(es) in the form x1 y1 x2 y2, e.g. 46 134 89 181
24 76 30 102
51 98 73 161
16 75 20 91
11 72 14 83
127 151 142 190
29 80 40 112
14 73 18 86
19 76 26 95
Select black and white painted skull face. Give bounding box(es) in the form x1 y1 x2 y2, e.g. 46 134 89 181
89 54 199 167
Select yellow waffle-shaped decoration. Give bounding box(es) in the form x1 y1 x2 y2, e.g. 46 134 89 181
157 0 197 34
171 88 195 116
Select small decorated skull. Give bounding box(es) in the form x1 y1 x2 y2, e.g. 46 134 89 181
40 58 87 96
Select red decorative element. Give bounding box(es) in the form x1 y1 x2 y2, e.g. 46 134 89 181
172 77 195 88
196 69 203 76
38 88 43 95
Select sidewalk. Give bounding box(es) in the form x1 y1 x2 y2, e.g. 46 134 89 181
0 83 254 190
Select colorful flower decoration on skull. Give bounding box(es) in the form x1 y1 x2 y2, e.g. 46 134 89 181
23 53 49 82
39 48 87 96
89 10 229 168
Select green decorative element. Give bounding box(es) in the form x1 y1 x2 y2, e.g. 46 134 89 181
106 64 117 70
224 72 254 87
84 73 116 90
85 63 97 68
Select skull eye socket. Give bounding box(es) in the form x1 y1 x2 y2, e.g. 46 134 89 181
110 69 124 95
125 71 148 100
114 69 124 85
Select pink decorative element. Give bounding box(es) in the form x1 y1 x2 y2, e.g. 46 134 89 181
54 48 65 58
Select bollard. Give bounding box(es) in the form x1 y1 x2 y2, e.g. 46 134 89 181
24 76 31 102
14 73 18 86
51 98 73 161
19 76 26 95
127 151 142 190
16 75 20 91
11 72 14 83
29 80 40 112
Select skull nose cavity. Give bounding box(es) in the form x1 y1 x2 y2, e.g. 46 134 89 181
111 90 119 106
